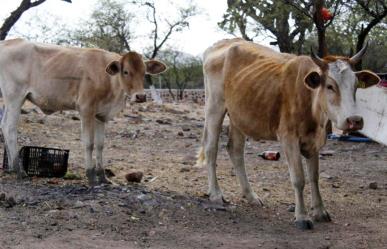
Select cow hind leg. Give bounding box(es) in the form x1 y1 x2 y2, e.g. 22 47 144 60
94 120 112 185
305 153 331 222
227 124 263 206
281 137 313 230
1 96 27 178
202 99 226 204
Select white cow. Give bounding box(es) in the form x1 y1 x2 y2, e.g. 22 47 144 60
0 38 166 185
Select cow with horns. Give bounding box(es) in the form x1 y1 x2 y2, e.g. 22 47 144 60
197 38 380 229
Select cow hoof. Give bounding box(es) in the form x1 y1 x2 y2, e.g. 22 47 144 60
295 219 314 230
209 193 227 205
312 210 332 222
243 193 264 207
95 169 113 185
17 170 28 179
86 168 97 186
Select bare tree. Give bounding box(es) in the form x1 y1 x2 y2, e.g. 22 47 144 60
0 0 71 40
136 0 197 85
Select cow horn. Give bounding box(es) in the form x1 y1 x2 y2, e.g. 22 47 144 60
310 47 326 69
349 42 368 65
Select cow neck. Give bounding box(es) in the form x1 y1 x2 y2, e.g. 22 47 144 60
312 88 329 130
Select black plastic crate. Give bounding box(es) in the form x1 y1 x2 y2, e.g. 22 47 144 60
3 146 69 177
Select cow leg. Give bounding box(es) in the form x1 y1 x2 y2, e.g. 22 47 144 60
1 96 27 178
80 114 97 186
281 138 313 230
94 120 111 184
305 153 331 222
227 124 262 206
203 99 226 204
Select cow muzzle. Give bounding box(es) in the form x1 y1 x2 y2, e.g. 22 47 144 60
134 93 147 103
346 115 364 131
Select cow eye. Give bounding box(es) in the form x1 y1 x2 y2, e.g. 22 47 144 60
123 71 129 75
327 85 335 92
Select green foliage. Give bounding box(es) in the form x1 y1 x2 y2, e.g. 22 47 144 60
63 171 82 180
302 2 387 71
63 0 134 53
156 49 203 97
220 0 312 53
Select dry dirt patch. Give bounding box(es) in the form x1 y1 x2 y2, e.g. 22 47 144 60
0 101 387 249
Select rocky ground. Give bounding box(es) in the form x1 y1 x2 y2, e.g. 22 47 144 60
0 101 387 249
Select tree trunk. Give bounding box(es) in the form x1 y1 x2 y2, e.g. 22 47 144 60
0 0 47 40
145 74 153 86
355 14 387 70
313 0 327 57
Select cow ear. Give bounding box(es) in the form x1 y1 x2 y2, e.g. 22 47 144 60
145 60 167 75
304 71 321 90
106 61 121 75
355 70 380 88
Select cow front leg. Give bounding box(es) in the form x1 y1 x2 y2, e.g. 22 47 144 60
306 153 331 222
94 120 111 184
81 115 96 186
227 124 262 206
281 138 313 230
1 97 27 178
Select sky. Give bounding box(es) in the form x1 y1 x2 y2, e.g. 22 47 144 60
0 0 239 56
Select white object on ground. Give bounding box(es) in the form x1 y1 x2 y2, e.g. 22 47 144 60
357 85 387 145
150 85 163 104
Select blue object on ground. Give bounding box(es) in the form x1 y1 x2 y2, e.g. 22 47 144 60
327 134 373 142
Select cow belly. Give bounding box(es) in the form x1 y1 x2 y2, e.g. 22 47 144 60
225 90 280 141
27 92 76 114
228 109 278 140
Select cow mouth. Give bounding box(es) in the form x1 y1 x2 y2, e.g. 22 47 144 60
335 118 364 134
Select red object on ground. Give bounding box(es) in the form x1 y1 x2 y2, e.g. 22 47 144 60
259 151 280 161
321 8 333 21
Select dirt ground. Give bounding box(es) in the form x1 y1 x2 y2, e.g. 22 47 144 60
0 101 387 249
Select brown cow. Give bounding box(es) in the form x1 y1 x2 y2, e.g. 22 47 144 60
196 38 380 229
0 38 166 185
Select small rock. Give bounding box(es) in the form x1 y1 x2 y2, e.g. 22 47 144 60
0 193 5 201
21 109 30 114
104 168 115 178
5 196 16 208
125 171 143 183
320 172 333 180
180 167 190 173
368 182 378 190
187 133 197 139
320 150 335 156
156 119 171 125
74 200 86 208
287 204 295 212
332 183 340 188
177 131 184 136
182 126 191 132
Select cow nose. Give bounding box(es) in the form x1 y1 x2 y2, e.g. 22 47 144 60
135 94 146 103
346 115 364 130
